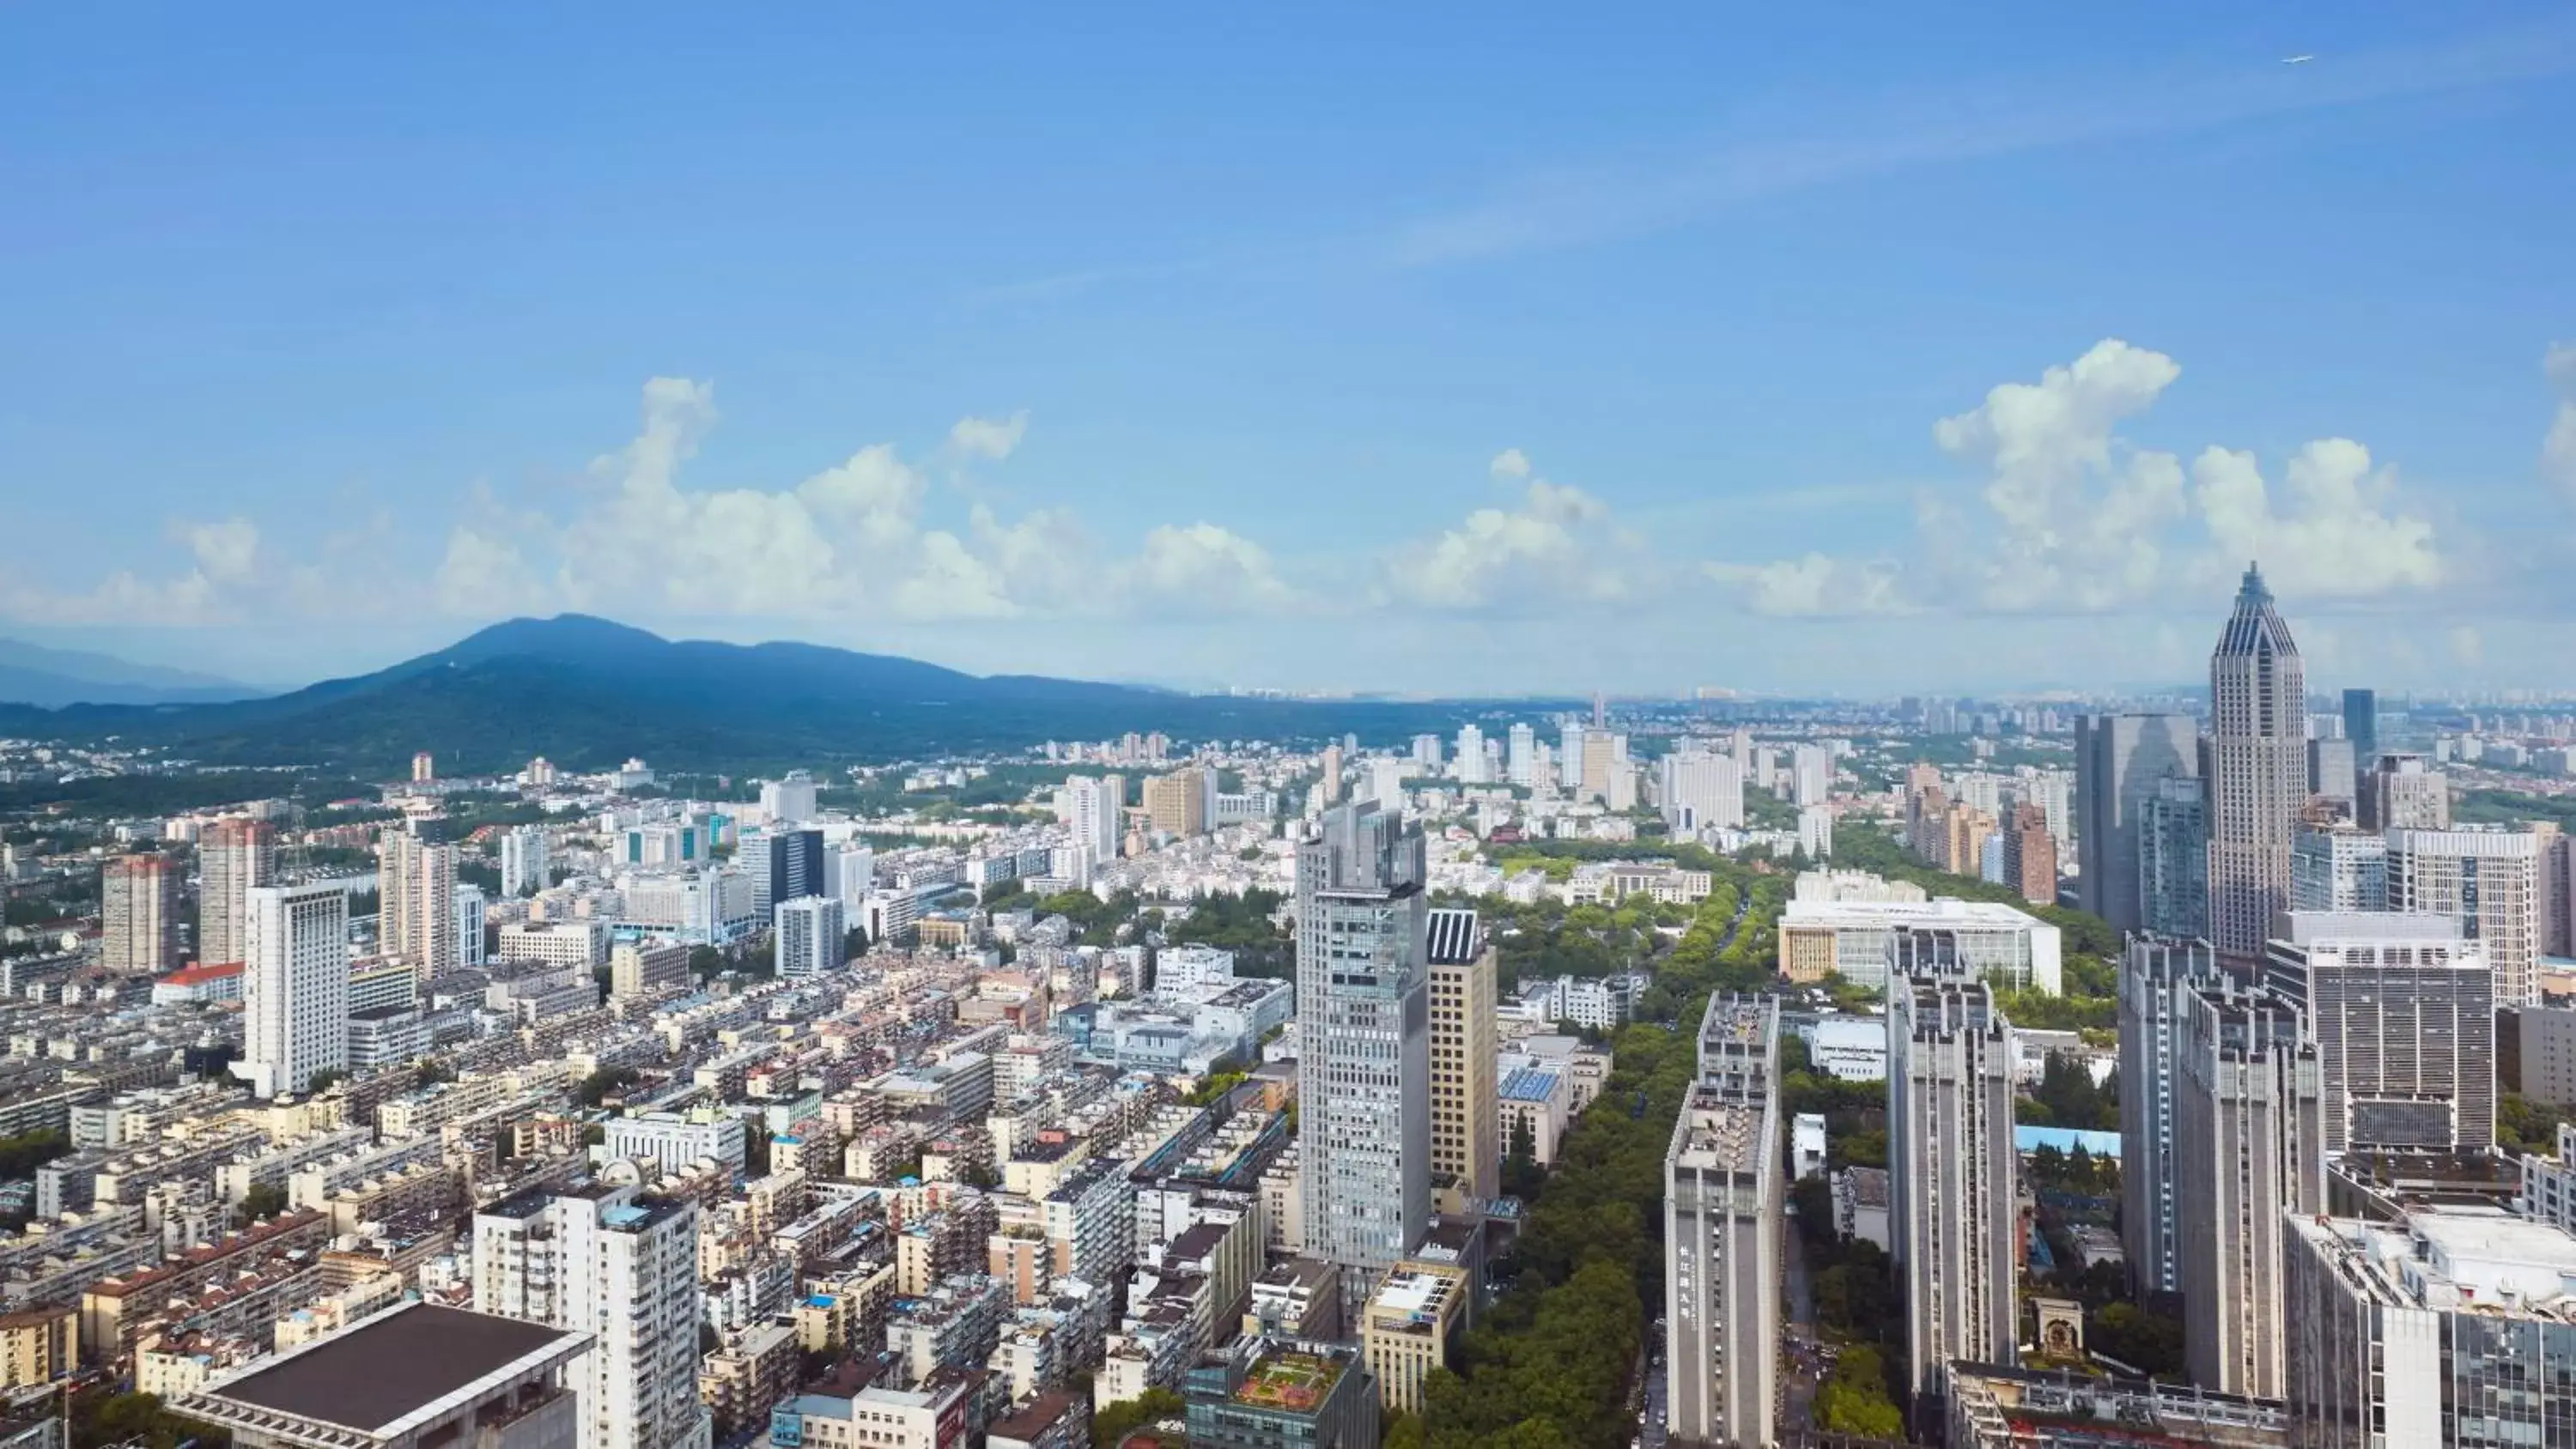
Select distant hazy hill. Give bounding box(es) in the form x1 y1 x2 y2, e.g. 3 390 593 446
0 615 1489 776
0 638 262 707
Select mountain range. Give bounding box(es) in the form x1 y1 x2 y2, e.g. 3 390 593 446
0 615 1489 776
0 638 262 708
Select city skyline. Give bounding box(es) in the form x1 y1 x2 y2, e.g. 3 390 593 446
5 7 2576 693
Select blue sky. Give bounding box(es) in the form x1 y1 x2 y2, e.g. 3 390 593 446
3 3 2573 695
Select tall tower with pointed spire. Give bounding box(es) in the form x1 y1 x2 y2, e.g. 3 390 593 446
2208 564 2306 967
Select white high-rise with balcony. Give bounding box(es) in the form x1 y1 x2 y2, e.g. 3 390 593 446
235 882 350 1099
474 1185 710 1449
775 894 845 979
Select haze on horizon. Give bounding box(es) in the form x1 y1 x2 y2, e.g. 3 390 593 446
3 3 2574 697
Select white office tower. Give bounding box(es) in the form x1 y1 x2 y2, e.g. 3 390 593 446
2286 1208 2576 1449
234 882 350 1099
1295 800 1431 1318
1660 750 1746 834
2387 825 2543 1005
454 884 488 967
2117 936 2211 1300
1790 743 1832 807
2173 978 2324 1397
2290 824 2388 912
774 894 844 979
501 825 550 899
2264 911 2494 1155
2074 712 2200 937
1507 723 1536 787
758 769 817 825
1454 724 1487 784
1665 994 1781 1449
1062 774 1123 861
828 843 875 905
1888 978 2018 1412
197 818 277 967
474 1185 710 1449
1368 756 1406 813
2207 565 2306 968
378 825 460 980
1410 733 1443 769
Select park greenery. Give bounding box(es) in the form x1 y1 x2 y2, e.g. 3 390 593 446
1788 1174 1905 1435
1160 887 1292 977
2502 1092 2572 1155
1089 1387 1184 1448
1406 858 1792 1448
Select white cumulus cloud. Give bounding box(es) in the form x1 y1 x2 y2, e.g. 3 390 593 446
949 411 1030 462
1385 458 1650 611
2190 439 2440 599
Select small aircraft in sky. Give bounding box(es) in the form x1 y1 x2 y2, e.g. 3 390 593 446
2282 53 2316 64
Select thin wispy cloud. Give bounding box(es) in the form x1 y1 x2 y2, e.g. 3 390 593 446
976 15 2576 295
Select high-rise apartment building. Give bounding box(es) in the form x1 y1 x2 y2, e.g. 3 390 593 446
101 852 183 975
1888 978 2019 1412
2073 712 2199 935
197 819 277 967
1999 803 2057 906
1143 767 1211 839
2173 977 2324 1397
2263 911 2494 1155
2290 824 2387 912
2388 825 2543 1005
743 826 823 915
1660 750 1745 834
235 882 351 1099
1424 908 1497 1207
411 751 435 784
500 825 549 899
1506 724 1536 787
1060 774 1124 861
2207 566 2306 967
378 823 459 981
2362 752 2449 831
2340 688 2378 796
2286 1209 2576 1449
775 895 845 979
1294 801 1430 1317
2117 936 2214 1300
1665 994 1782 1449
1790 744 1832 808
2137 775 2210 940
1579 731 1622 805
1318 746 1343 805
1454 724 1486 785
455 883 487 968
473 1184 709 1449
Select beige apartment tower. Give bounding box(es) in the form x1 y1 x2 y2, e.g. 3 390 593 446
101 852 183 975
197 818 279 968
1425 907 1498 1207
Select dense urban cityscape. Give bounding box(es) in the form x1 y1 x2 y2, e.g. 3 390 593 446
2 566 2575 1449
10 9 2576 1449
